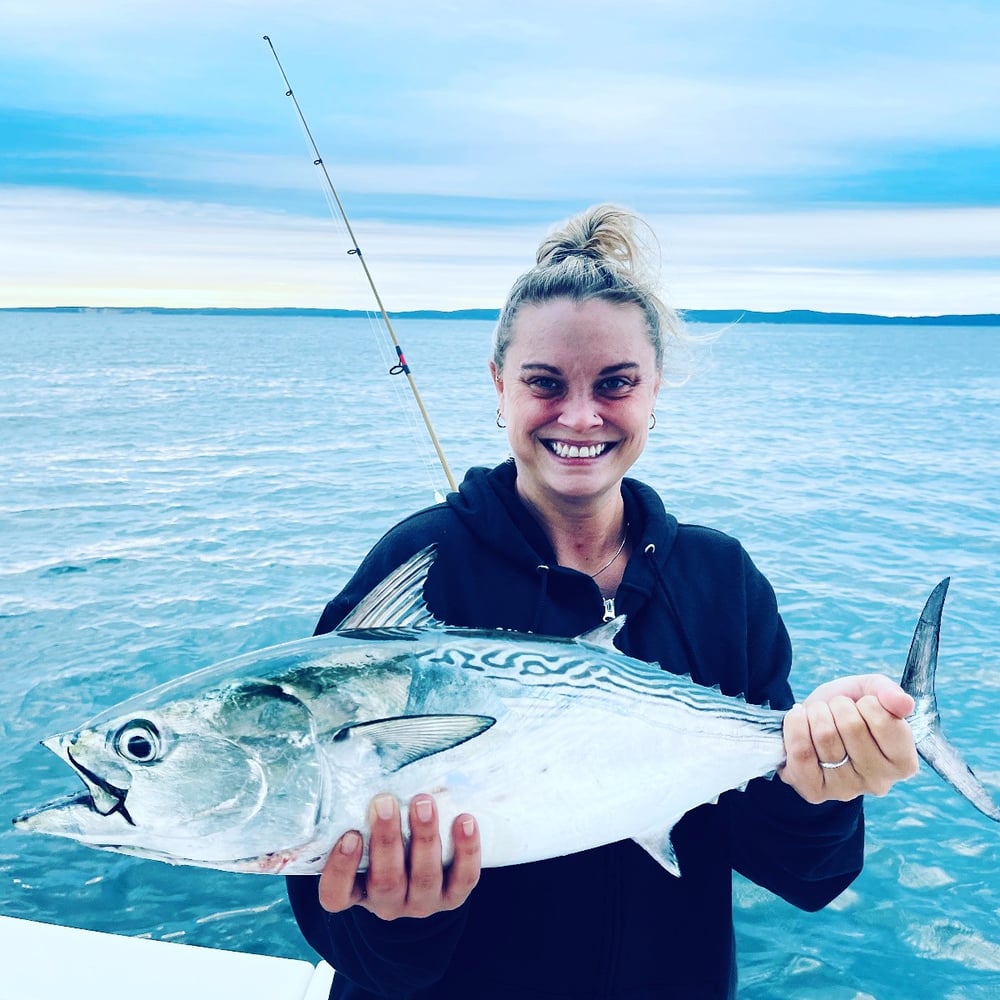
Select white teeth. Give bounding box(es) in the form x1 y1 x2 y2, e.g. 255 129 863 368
550 441 607 459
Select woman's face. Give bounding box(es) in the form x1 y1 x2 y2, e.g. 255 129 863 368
491 296 661 512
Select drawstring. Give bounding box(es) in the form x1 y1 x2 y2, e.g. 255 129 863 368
531 564 551 633
642 543 702 682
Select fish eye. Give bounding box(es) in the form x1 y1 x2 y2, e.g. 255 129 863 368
113 720 162 764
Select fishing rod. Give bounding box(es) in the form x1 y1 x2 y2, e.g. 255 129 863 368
262 34 458 495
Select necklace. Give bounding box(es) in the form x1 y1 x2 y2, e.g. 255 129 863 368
589 522 629 578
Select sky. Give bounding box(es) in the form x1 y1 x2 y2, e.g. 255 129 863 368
1 0 998 315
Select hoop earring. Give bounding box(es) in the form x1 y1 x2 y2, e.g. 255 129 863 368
648 412 656 430
496 409 507 429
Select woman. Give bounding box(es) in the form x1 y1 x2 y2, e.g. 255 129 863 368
287 205 917 998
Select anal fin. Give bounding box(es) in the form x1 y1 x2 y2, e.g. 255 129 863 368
633 827 681 878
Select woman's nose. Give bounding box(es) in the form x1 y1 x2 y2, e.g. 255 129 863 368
556 393 602 431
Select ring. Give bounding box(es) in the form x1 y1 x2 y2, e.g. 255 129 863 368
819 753 850 770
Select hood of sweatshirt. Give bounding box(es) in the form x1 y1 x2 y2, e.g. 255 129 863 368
440 461 685 643
446 461 679 572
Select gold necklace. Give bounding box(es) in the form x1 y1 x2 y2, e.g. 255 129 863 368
590 522 629 578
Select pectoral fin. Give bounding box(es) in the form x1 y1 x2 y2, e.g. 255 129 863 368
633 827 681 878
333 714 495 771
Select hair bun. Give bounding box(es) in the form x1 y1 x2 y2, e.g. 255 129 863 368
535 204 642 275
492 203 696 379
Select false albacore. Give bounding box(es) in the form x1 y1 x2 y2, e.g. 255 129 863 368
14 548 1000 875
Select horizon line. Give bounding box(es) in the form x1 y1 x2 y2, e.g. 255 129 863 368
2 306 998 326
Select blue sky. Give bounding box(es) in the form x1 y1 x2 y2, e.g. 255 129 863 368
1 0 998 314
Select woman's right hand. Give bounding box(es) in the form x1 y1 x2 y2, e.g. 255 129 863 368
318 793 481 920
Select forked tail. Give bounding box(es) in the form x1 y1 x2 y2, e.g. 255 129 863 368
901 579 1000 822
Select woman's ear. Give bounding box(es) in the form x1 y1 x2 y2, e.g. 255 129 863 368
489 360 503 400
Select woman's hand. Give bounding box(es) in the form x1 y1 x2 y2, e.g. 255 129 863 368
318 793 481 920
779 674 919 804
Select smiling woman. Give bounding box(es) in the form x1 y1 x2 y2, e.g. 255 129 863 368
282 204 926 1000
491 297 661 568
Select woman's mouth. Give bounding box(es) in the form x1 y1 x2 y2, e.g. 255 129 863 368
546 440 611 459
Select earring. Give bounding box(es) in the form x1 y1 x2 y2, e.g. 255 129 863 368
648 412 657 430
496 409 507 429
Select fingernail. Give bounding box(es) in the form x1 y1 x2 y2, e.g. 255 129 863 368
373 794 395 821
414 797 433 823
461 817 476 837
340 831 360 854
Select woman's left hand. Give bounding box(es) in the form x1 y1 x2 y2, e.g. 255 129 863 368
779 674 919 803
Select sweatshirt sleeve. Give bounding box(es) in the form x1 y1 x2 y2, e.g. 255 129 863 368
286 875 470 995
725 550 865 911
286 525 474 995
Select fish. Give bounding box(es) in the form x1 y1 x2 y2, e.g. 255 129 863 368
13 548 1000 875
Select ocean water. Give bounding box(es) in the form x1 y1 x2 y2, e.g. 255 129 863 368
1 311 998 997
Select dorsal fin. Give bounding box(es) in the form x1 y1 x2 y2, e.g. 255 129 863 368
336 546 443 631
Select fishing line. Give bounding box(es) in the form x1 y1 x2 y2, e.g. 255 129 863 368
263 34 458 497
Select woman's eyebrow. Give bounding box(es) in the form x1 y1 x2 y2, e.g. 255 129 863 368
598 362 641 375
519 363 561 375
518 362 641 375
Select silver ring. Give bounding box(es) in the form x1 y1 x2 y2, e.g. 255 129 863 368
819 753 850 770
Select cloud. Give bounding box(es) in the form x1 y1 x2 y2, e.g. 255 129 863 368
647 206 1000 312
1 1 996 310
0 186 533 309
2 186 996 314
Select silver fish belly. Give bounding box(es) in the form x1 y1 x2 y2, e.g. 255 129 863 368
13 548 1000 875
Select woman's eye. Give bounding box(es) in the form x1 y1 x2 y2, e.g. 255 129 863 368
525 377 562 394
598 377 633 395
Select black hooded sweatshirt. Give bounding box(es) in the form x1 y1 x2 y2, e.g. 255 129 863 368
287 462 864 999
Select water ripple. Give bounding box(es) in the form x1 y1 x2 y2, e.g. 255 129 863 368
1 313 998 992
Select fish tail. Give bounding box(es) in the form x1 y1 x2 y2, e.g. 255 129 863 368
901 578 1000 822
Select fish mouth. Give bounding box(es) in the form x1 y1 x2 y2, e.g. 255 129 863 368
12 787 132 851
14 788 98 825
43 735 135 826
545 440 615 460
67 750 135 824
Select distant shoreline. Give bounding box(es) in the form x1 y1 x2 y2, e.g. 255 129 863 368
2 306 998 326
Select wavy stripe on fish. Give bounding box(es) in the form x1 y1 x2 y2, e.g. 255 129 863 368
13 548 1000 877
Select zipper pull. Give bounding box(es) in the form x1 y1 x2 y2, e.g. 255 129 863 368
602 597 616 622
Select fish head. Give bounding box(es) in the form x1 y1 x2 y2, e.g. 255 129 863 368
36 710 269 835
15 679 327 869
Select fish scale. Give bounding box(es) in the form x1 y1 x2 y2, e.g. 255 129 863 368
13 548 1000 876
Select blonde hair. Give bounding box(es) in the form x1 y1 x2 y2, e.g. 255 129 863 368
492 205 685 374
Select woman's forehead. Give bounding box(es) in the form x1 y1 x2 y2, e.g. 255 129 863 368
506 298 655 367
